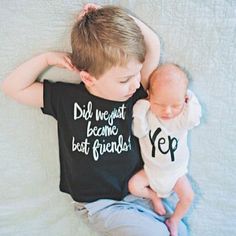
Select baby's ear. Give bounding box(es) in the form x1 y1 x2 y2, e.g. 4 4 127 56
185 95 189 103
80 71 96 87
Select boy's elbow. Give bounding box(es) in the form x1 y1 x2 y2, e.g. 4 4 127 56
1 80 10 96
1 78 20 98
1 80 14 98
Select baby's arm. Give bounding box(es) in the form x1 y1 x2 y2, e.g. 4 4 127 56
132 99 150 138
186 90 202 129
174 90 202 131
132 16 160 89
1 52 74 107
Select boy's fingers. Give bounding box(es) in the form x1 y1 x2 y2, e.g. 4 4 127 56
73 67 80 74
77 4 101 21
63 55 80 73
84 3 101 12
64 55 73 65
63 58 74 71
65 56 74 67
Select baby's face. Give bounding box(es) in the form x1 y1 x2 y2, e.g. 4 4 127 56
149 82 187 120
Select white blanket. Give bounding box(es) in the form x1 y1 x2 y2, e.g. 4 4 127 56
0 1 235 235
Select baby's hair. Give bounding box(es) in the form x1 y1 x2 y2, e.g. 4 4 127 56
149 63 189 94
71 6 146 78
171 63 191 82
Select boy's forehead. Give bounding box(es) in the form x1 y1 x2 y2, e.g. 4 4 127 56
100 60 143 79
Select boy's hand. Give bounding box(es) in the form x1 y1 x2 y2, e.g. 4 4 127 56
83 3 101 11
46 52 75 72
78 3 101 20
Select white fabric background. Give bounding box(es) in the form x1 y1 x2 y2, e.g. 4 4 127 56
0 0 235 235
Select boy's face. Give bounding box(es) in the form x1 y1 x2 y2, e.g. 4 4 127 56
86 59 143 102
149 80 187 120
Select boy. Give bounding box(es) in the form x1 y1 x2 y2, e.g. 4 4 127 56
129 64 201 236
1 4 187 236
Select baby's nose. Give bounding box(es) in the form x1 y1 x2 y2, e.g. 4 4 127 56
164 106 172 114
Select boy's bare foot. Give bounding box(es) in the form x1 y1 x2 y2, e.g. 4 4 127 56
152 198 166 215
165 217 178 236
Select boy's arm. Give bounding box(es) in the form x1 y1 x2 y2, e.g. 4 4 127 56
132 17 160 89
1 52 74 108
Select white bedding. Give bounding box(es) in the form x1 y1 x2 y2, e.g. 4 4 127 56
0 1 235 235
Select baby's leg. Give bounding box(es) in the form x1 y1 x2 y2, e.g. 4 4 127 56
165 175 194 236
128 169 166 215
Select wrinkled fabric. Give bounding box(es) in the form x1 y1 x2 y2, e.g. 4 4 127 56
0 1 235 236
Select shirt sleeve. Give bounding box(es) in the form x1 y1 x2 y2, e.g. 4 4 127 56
163 90 202 132
132 99 150 138
41 80 61 120
185 90 202 129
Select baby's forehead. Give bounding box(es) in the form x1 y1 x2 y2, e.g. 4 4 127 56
151 64 188 87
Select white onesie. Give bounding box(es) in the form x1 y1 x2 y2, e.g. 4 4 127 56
132 90 201 198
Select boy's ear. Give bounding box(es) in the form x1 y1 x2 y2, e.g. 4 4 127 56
80 71 96 87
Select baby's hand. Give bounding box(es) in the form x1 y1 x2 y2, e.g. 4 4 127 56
46 52 75 72
133 99 150 117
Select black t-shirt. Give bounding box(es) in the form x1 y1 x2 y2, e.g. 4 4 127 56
41 80 147 202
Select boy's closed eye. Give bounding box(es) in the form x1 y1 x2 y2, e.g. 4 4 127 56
119 76 133 83
119 71 140 84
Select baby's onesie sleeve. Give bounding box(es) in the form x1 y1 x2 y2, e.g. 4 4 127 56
185 90 202 129
41 80 62 120
132 99 150 138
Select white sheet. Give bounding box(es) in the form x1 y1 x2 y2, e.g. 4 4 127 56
0 1 235 235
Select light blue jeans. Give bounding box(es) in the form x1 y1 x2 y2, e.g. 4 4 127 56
74 194 188 236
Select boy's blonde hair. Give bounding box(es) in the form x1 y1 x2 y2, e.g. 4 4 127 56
71 6 146 78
